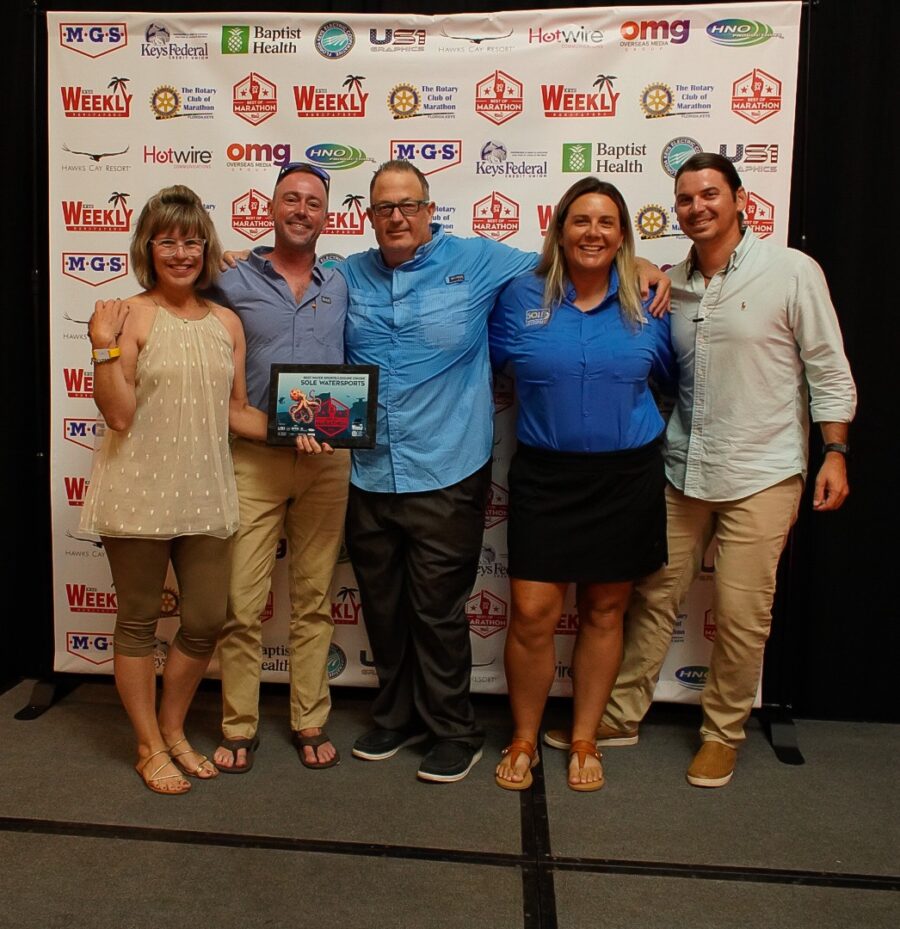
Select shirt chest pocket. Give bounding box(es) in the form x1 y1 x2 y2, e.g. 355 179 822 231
416 283 470 348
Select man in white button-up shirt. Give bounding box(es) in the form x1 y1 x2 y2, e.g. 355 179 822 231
549 152 856 788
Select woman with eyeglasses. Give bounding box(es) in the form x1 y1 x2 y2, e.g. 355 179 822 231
79 185 268 795
489 177 676 793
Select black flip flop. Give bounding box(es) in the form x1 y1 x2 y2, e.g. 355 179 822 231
214 736 260 774
292 730 340 769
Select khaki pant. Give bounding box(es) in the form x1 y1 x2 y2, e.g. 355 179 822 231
217 438 350 738
603 475 803 747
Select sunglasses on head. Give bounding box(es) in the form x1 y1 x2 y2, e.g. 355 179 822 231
275 161 331 193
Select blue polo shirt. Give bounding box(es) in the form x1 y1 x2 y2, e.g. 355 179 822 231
339 225 536 493
490 268 675 452
210 247 347 410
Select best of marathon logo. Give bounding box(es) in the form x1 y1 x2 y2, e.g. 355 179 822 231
619 18 691 47
562 141 645 174
60 76 132 118
466 590 508 638
478 140 548 178
369 28 426 51
472 192 519 242
731 69 781 124
387 82 458 119
232 189 272 241
62 252 128 286
59 23 127 58
390 140 462 175
744 191 775 238
62 193 132 232
484 482 509 529
294 78 367 118
221 24 302 55
640 82 712 119
233 73 278 126
542 76 619 118
140 22 209 59
475 71 523 125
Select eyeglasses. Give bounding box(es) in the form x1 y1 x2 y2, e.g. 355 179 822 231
149 238 206 257
276 161 331 193
369 199 431 218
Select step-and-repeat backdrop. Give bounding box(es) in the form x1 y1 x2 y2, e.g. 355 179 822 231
48 4 801 702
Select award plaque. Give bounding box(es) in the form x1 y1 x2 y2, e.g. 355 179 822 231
266 364 379 448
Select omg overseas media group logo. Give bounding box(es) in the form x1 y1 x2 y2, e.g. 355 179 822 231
618 18 690 48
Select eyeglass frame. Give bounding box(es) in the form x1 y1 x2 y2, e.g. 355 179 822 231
368 199 432 218
275 161 331 194
149 237 207 256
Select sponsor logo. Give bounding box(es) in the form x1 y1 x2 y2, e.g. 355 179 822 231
620 19 690 46
64 476 89 506
315 21 355 59
719 143 779 172
661 137 704 177
703 609 717 643
222 24 302 55
466 589 508 638
744 191 775 238
305 143 373 170
313 396 351 437
141 22 209 60
707 19 777 48
675 665 709 691
150 84 216 120
64 368 93 399
61 143 130 176
60 77 132 118
233 73 278 126
472 191 519 242
225 141 291 170
66 584 116 614
437 23 514 53
475 71 523 125
528 24 604 46
232 189 272 241
555 612 579 635
477 543 509 578
318 253 345 268
294 77 368 118
640 82 712 119
144 144 213 167
387 82 458 120
62 252 128 286
477 140 548 178
432 203 457 234
327 643 348 679
731 69 781 124
325 195 367 235
542 76 619 118
59 22 127 58
66 631 114 664
391 140 462 175
159 587 180 617
64 418 103 451
369 28 426 51
563 141 646 174
537 204 554 236
484 482 509 529
62 193 132 233
525 309 551 327
332 586 362 624
634 204 672 239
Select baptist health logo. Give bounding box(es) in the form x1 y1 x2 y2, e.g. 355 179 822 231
706 19 777 47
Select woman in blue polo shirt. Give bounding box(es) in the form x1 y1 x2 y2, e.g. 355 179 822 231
489 177 675 792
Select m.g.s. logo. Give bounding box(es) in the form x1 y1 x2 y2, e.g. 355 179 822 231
58 22 127 58
390 140 462 175
64 418 104 451
62 253 128 286
66 632 114 665
675 665 709 691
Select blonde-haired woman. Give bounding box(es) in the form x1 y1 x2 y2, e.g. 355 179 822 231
489 177 675 792
80 185 266 794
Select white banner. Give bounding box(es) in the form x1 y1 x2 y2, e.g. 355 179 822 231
48 5 801 704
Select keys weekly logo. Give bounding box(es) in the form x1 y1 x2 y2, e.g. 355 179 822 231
62 192 132 232
60 75 132 117
63 368 93 399
293 76 367 118
542 75 619 118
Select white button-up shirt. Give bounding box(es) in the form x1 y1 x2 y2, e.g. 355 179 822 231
666 230 856 502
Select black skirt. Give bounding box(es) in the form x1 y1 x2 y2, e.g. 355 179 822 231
507 439 667 583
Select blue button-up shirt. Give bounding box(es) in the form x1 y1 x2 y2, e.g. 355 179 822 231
210 247 347 410
339 225 536 492
490 267 675 452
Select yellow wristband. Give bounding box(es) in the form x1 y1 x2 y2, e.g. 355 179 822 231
91 346 121 364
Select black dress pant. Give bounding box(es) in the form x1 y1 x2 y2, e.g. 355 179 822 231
346 461 491 748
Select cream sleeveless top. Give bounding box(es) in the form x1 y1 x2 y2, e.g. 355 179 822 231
80 305 239 539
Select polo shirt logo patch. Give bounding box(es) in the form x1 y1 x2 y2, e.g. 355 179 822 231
320 295 332 304
446 274 465 284
525 308 551 327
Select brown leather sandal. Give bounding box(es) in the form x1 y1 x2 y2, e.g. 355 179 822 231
568 739 604 792
495 737 539 791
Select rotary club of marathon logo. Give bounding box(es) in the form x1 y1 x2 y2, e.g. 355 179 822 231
634 204 673 240
387 82 422 119
472 191 519 242
639 82 712 119
149 84 215 119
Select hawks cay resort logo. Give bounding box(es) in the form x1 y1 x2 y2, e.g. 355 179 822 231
60 75 132 118
478 140 548 178
390 139 462 175
221 24 302 55
233 73 278 126
294 76 368 118
543 75 619 118
141 21 209 59
58 22 127 58
706 19 778 47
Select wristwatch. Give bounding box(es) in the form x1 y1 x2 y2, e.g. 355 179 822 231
823 442 849 456
91 346 121 364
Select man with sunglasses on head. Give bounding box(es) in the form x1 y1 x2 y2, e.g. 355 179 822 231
208 162 350 774
340 161 671 782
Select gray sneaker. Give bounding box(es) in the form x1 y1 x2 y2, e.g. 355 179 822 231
543 723 639 751
417 741 483 783
351 728 428 761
